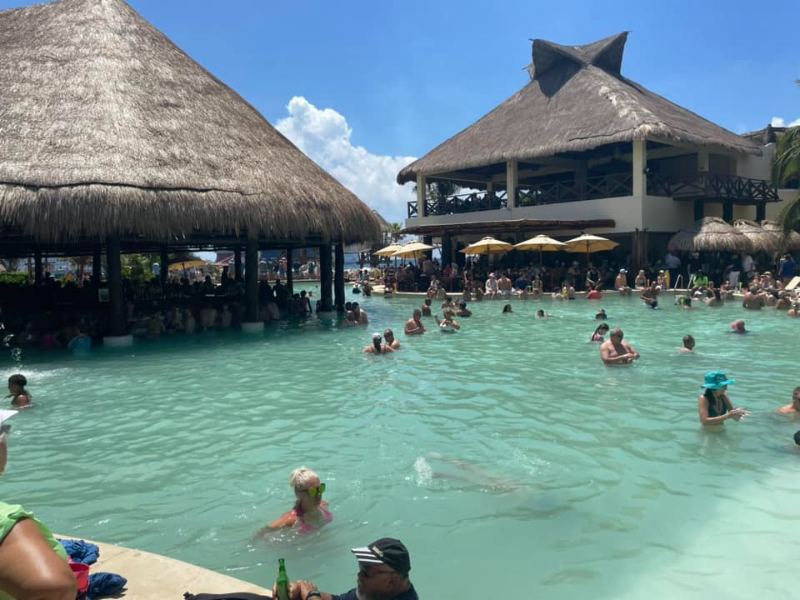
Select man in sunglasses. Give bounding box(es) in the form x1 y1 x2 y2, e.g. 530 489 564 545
276 537 418 600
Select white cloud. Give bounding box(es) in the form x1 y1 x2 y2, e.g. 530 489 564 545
276 96 417 225
770 116 800 127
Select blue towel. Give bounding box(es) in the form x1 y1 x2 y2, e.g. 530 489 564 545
88 572 127 599
57 538 100 565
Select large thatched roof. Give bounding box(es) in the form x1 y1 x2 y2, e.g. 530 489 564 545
0 0 380 244
398 32 760 184
733 220 782 254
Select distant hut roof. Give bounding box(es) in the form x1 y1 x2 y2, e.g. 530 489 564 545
733 220 782 254
668 217 754 253
760 220 800 252
398 32 760 184
0 0 380 245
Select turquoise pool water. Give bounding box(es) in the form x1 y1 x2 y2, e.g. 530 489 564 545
3 292 800 599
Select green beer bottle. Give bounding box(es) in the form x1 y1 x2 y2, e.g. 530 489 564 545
275 558 291 600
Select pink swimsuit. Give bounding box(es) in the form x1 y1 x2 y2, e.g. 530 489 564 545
294 504 333 534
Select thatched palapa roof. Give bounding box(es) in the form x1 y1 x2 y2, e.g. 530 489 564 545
732 220 782 254
0 0 380 244
668 217 753 253
398 32 760 184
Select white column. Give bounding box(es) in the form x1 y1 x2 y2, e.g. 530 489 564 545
632 139 647 198
697 149 709 173
417 174 427 218
506 160 518 209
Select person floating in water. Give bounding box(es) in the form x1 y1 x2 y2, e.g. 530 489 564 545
261 467 332 535
730 319 747 334
6 374 31 409
777 387 800 415
697 371 749 427
679 335 696 353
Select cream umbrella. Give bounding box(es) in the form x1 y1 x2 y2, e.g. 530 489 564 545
460 236 513 255
373 243 403 257
391 241 435 262
564 233 619 266
514 234 566 269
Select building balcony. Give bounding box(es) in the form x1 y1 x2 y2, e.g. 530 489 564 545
407 172 779 218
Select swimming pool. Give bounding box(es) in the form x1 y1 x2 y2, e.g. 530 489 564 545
3 292 799 599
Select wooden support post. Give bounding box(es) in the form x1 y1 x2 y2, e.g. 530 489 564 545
723 201 733 223
106 236 126 336
92 244 102 287
694 200 704 222
756 203 766 222
334 242 345 310
286 248 294 296
34 249 43 284
234 246 243 282
160 244 169 286
506 160 518 209
245 238 259 322
319 243 333 312
441 234 453 268
417 174 427 218
632 139 647 198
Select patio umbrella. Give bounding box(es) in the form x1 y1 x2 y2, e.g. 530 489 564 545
760 220 800 252
460 236 513 255
514 234 566 268
168 259 208 271
373 243 403 257
732 220 782 254
391 241 435 262
667 217 753 253
564 233 619 266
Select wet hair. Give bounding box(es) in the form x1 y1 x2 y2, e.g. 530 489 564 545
536 310 545 317
502 303 513 313
8 374 26 388
683 335 695 347
795 430 800 446
290 466 319 492
383 328 394 339
609 327 624 338
424 298 432 306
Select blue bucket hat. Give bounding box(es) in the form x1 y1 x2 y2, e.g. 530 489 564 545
702 371 735 390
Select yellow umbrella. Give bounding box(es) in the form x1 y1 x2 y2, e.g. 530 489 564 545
373 243 403 257
564 233 619 266
514 234 566 268
460 236 513 255
168 259 208 271
392 241 435 262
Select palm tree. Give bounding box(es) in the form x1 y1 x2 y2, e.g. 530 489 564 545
388 222 403 243
774 82 800 233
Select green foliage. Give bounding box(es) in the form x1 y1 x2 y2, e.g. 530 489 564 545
122 253 158 282
774 126 800 233
0 273 28 285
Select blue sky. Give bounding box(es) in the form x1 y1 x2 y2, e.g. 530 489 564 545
2 0 798 223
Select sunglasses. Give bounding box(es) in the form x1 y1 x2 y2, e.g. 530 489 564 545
359 564 395 578
300 483 326 498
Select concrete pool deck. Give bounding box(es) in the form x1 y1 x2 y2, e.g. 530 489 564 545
59 536 272 599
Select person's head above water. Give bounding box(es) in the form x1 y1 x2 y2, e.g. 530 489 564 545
290 466 325 508
502 303 513 313
537 309 546 318
7 374 26 393
730 319 746 333
702 371 734 391
609 327 624 340
795 430 800 446
683 334 696 349
595 309 607 320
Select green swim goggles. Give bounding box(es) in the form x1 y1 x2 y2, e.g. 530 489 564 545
304 483 326 498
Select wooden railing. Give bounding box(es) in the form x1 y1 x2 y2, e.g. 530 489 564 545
517 173 633 207
647 172 779 203
407 190 508 217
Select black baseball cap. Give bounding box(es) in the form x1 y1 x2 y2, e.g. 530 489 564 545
351 538 411 575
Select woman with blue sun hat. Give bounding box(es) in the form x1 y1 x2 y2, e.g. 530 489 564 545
697 371 750 427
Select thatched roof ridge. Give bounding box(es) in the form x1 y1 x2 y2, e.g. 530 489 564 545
667 217 753 253
398 33 760 184
732 219 782 254
0 0 380 244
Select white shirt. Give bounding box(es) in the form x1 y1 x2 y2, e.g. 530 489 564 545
742 254 754 273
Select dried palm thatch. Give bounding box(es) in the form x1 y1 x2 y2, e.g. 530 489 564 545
732 220 782 254
398 32 760 184
760 220 800 252
667 217 754 253
0 0 381 245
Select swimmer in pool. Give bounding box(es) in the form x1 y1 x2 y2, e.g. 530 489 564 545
590 323 609 342
363 332 394 354
6 374 31 409
679 334 696 353
777 387 800 415
600 327 640 365
434 309 461 332
261 466 332 535
697 371 749 427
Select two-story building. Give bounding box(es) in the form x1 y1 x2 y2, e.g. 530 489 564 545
397 32 796 268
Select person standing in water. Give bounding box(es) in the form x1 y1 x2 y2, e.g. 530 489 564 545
697 371 749 427
5 375 31 409
777 387 800 414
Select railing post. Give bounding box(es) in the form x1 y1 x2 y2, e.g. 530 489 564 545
417 174 426 218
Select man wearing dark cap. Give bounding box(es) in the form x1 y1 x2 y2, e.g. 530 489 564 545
278 537 418 600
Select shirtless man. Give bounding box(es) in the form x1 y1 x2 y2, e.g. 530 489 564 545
456 300 472 317
404 309 426 335
600 327 640 365
640 284 658 307
789 301 800 318
679 334 695 353
498 273 513 298
743 285 767 310
485 273 498 300
421 298 432 317
615 269 631 294
383 328 401 350
777 387 800 414
352 301 369 325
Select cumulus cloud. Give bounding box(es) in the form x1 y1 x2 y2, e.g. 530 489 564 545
770 116 800 127
276 96 417 225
